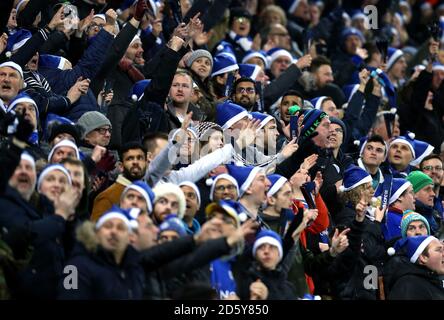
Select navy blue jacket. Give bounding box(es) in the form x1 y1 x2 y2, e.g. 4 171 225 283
0 187 66 299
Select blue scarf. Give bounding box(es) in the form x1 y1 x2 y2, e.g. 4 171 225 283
28 131 39 145
210 259 237 299
229 31 252 52
184 218 201 235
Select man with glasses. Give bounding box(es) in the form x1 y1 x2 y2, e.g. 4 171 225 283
420 155 444 218
231 77 258 111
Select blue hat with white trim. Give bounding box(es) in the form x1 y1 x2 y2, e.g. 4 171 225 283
250 112 275 130
226 164 265 197
216 100 251 130
339 165 372 192
122 180 155 213
211 53 239 78
267 174 288 197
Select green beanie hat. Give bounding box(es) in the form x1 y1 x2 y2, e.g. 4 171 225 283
406 171 433 193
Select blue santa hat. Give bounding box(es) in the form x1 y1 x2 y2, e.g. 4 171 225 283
238 63 261 81
39 54 69 70
179 181 201 206
250 112 275 130
278 0 302 14
267 174 288 197
310 96 328 110
390 235 437 263
130 79 152 101
340 27 365 45
339 165 372 192
226 164 265 197
7 93 39 117
206 199 243 227
350 9 367 21
206 173 240 201
389 132 416 159
410 139 434 167
266 48 293 69
96 205 140 230
47 139 80 162
386 47 404 71
242 50 268 68
252 230 283 261
211 53 239 78
122 180 155 213
216 100 251 130
214 41 237 62
159 214 187 237
389 178 412 205
6 29 32 56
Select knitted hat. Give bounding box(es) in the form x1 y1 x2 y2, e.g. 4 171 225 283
130 79 152 101
389 132 416 159
340 27 365 45
39 54 70 70
153 182 187 219
7 93 39 118
407 171 433 193
37 164 72 191
278 0 302 14
266 47 293 69
205 199 242 227
122 180 155 213
401 210 430 238
267 174 288 197
47 139 80 162
6 29 31 55
339 165 372 192
159 214 187 237
389 178 412 205
329 117 347 140
216 100 251 130
77 111 112 139
392 235 437 263
226 164 264 197
411 139 434 167
186 49 214 68
250 112 275 130
310 96 328 110
242 50 268 68
300 109 328 138
96 205 139 230
238 63 261 81
206 173 239 201
229 7 252 26
48 122 81 146
211 53 239 78
179 181 201 206
0 61 24 79
195 122 223 142
386 47 404 71
252 230 283 261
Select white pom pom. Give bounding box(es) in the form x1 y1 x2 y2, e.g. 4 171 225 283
22 82 27 88
387 247 395 256
206 177 214 186
339 185 346 192
116 8 122 15
354 140 360 146
131 94 138 102
238 212 248 223
390 108 397 114
5 51 11 58
217 44 223 51
407 132 415 139
129 220 139 230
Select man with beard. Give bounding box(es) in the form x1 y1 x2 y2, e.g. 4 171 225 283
91 142 148 221
151 182 186 226
231 77 258 111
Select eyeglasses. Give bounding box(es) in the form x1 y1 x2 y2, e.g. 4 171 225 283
89 23 104 31
422 166 443 172
215 185 237 192
236 87 255 94
94 127 112 134
332 128 343 133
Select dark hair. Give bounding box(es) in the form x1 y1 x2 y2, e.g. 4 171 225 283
363 42 380 64
420 154 443 169
231 77 256 96
282 89 304 100
119 142 147 161
309 55 331 73
142 132 168 153
60 157 84 168
366 134 386 147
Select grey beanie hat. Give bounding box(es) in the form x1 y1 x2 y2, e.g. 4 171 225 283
186 49 214 68
77 111 112 139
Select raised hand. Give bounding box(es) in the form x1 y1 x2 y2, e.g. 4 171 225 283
48 5 65 31
281 138 299 158
54 188 81 220
0 33 8 54
300 154 318 171
330 228 350 257
173 112 193 145
374 205 387 223
313 171 323 195
295 54 312 69
250 279 268 300
77 9 94 35
235 119 261 150
134 0 148 21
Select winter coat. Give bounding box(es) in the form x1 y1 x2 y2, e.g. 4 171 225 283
384 255 444 300
382 206 404 241
58 222 145 299
0 188 66 299
415 200 441 235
